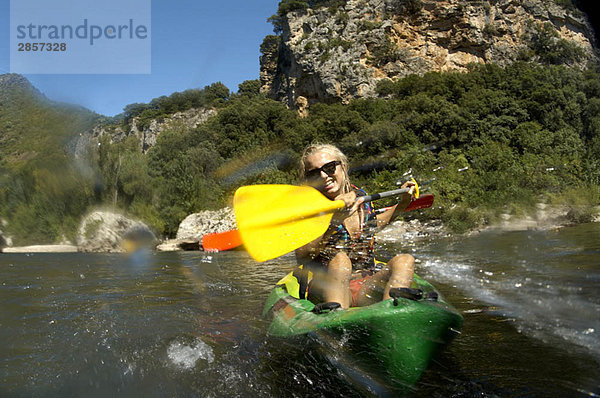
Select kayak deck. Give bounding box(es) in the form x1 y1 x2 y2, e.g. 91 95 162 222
262 274 463 387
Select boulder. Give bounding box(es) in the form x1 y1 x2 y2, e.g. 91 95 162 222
154 208 237 252
176 208 237 241
77 210 157 252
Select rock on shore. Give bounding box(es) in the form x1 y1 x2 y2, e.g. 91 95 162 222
157 208 237 252
77 210 157 253
2 245 78 253
176 208 237 240
379 219 447 242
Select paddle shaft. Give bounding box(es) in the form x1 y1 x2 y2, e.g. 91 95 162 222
362 187 410 203
206 187 411 249
203 193 433 252
248 187 412 229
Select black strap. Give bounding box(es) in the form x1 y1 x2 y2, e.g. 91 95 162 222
312 302 341 314
293 267 309 300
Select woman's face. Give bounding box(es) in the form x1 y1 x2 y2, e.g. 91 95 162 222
304 151 345 199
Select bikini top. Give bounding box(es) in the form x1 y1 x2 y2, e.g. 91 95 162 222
313 187 378 270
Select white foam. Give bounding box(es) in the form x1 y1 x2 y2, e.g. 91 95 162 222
167 338 214 369
419 257 600 359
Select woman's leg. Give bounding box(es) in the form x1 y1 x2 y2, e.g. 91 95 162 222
355 254 415 306
325 252 352 308
306 252 352 308
383 254 415 299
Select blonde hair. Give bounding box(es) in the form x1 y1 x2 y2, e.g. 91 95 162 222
300 143 352 194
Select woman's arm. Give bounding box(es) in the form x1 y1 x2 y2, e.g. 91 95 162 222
376 181 416 229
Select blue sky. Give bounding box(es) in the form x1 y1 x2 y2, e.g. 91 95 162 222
0 0 279 116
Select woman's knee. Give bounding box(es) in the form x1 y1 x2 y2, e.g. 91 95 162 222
329 252 352 275
389 254 415 272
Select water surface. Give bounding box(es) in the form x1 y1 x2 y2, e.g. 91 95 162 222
1 223 599 397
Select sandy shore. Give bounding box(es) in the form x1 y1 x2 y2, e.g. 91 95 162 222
1 245 79 253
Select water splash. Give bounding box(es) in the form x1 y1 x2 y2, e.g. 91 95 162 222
167 337 214 369
418 251 600 361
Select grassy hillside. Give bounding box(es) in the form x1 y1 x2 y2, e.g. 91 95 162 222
0 74 98 167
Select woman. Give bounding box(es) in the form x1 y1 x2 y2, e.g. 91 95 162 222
295 143 416 309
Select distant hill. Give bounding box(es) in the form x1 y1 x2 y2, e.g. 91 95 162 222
0 73 99 170
0 74 100 244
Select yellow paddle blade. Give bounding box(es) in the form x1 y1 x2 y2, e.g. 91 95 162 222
233 184 344 262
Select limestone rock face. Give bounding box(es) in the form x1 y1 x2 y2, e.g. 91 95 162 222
77 210 157 252
136 108 217 152
71 107 217 159
261 0 598 108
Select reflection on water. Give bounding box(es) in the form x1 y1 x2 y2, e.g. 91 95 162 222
0 223 599 397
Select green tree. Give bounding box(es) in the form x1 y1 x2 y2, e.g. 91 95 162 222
237 79 262 97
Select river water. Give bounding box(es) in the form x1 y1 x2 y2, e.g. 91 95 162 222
1 223 598 397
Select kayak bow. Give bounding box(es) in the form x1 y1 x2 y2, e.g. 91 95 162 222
262 274 463 388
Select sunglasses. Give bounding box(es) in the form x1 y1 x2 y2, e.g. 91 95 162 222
305 160 341 180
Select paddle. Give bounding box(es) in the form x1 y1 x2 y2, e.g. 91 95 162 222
202 229 243 252
233 184 433 262
202 193 435 252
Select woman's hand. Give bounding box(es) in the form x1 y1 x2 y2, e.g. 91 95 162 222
399 180 417 203
332 191 363 220
376 180 417 228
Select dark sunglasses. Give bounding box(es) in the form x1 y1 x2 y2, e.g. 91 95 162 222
305 160 341 180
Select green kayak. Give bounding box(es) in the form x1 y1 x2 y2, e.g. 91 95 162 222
262 274 463 388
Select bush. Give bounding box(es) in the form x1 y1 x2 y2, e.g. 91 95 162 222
552 185 600 223
530 22 587 65
5 61 600 240
443 206 484 234
368 38 400 68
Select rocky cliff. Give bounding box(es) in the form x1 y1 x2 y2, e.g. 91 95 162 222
71 107 217 158
261 0 598 108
